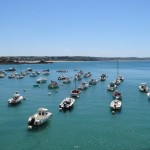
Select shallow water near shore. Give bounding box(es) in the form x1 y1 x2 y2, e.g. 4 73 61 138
0 61 150 150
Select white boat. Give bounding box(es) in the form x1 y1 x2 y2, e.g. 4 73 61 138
112 90 122 100
89 78 97 85
30 72 38 77
75 73 83 80
110 99 122 110
48 80 59 89
114 79 121 85
100 74 106 81
115 60 124 83
5 67 16 71
117 75 124 82
16 74 24 79
78 82 89 90
26 68 32 72
8 91 24 105
139 83 149 92
62 77 71 84
83 72 92 78
59 97 75 110
107 82 116 91
8 74 16 78
36 77 47 83
43 71 50 75
0 73 5 78
27 108 52 129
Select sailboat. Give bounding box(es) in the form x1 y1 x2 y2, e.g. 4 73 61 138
116 59 124 82
114 59 124 85
16 64 24 79
70 77 81 97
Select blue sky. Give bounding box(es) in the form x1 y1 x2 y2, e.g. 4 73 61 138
0 0 150 57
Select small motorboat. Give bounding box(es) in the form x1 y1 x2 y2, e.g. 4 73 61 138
0 73 5 78
5 67 16 71
59 97 75 110
62 78 71 84
48 80 59 89
139 83 149 93
100 74 106 81
16 74 24 79
8 73 16 79
89 78 97 85
36 77 47 84
117 76 124 82
112 90 122 100
107 82 116 91
78 82 89 90
8 91 24 105
27 108 52 129
83 72 92 78
30 72 38 77
75 73 83 81
26 68 32 72
43 71 50 75
110 99 122 110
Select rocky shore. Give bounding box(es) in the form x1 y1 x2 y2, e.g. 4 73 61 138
0 56 150 64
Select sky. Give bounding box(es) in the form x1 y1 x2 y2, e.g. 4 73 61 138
0 0 150 57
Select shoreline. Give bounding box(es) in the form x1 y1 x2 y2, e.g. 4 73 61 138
1 57 150 65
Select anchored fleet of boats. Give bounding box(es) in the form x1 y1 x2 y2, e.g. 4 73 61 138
2 63 150 130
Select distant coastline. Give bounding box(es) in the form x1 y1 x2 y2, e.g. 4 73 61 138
0 56 150 64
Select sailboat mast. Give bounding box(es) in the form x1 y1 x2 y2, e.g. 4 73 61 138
75 77 77 90
117 59 119 77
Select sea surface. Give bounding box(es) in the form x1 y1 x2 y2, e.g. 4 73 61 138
0 61 150 150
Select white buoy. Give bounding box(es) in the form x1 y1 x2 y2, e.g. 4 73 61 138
48 92 51 95
55 90 58 92
112 111 116 114
28 126 32 129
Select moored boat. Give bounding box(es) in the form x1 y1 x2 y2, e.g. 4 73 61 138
139 83 149 93
8 91 24 105
78 82 89 90
5 67 16 71
48 80 59 89
62 77 71 84
71 78 81 97
59 97 75 110
89 78 97 85
107 82 116 91
36 77 47 84
27 108 52 129
0 73 5 78
83 72 92 78
100 74 106 81
112 90 122 100
110 99 122 110
58 75 67 80
71 89 81 97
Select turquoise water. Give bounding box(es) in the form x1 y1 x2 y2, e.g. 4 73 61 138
0 61 150 150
